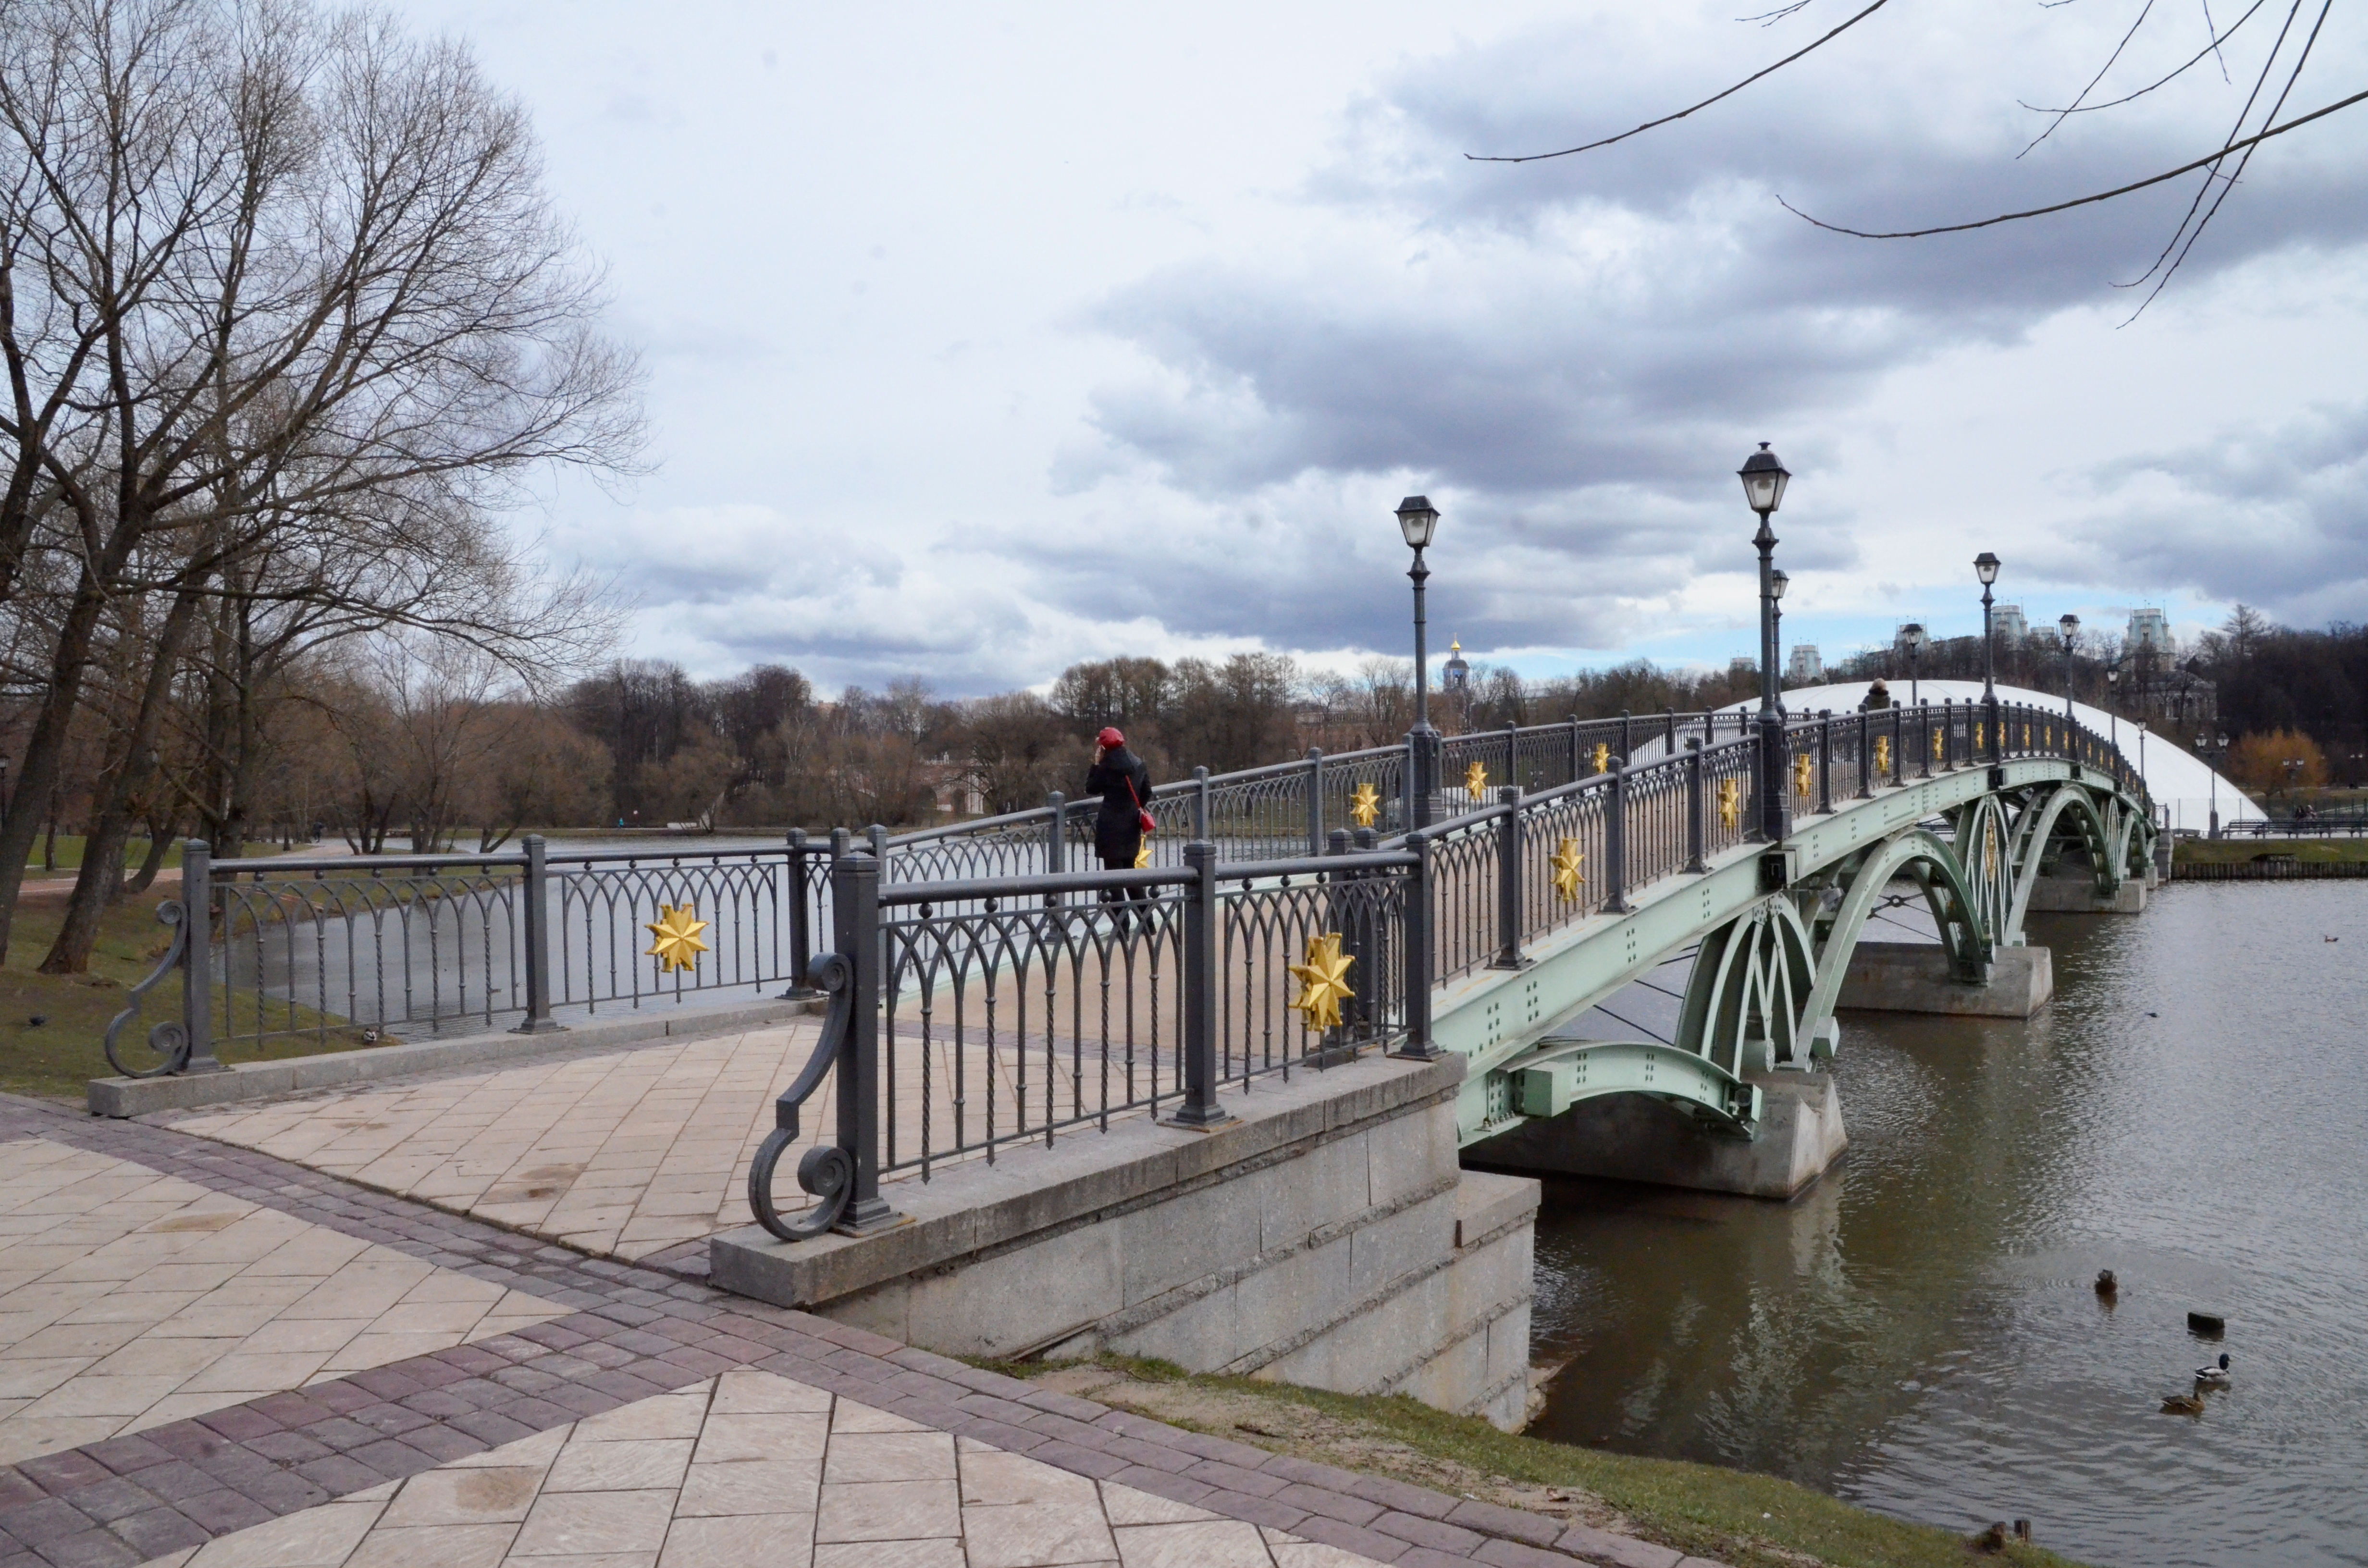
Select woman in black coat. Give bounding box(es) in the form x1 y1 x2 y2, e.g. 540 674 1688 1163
1085 727 1154 924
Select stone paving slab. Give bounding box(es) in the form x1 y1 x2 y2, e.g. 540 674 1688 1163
0 1139 567 1467
136 1368 1386 1566
0 1096 1727 1568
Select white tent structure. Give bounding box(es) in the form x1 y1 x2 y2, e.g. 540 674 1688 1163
1717 678 2261 833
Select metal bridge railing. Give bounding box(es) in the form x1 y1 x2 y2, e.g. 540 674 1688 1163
103 697 2158 1209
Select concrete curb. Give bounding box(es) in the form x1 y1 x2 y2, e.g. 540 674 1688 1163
86 995 824 1118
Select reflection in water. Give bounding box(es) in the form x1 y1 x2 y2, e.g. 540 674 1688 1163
1523 883 2368 1568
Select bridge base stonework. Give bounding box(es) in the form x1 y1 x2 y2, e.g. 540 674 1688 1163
707 1054 1540 1431
2025 873 2147 914
1464 1068 1848 1200
1836 941 2054 1018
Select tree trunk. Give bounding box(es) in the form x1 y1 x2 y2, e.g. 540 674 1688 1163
0 569 114 963
126 820 175 895
40 585 204 974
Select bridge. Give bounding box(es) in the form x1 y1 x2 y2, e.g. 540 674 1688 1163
91 689 2157 1433
736 692 2154 1225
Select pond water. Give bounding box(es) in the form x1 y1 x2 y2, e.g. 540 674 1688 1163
1522 882 2368 1568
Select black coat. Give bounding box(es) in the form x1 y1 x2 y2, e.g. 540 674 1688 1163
1085 748 1153 865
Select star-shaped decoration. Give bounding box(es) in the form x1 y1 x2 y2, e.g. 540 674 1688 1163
1718 777 1741 832
1591 742 1611 776
1134 837 1153 869
1465 760 1489 797
2023 723 2032 748
1874 736 1891 775
1974 722 1986 752
1550 837 1585 902
1287 932 1355 1033
1793 751 1814 799
1932 729 1945 760
644 904 710 974
1349 781 1381 828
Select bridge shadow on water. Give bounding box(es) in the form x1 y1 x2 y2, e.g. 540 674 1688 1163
1514 882 2368 1568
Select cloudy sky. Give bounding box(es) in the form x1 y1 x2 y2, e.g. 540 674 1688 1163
390 0 2368 695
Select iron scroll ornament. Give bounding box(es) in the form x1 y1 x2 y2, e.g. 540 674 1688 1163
102 902 192 1078
747 951 857 1242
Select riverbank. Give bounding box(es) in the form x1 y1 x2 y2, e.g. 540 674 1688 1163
0 891 375 1100
2171 836 2368 877
1001 1356 2080 1568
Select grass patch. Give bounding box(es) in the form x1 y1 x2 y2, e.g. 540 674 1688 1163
2172 836 2368 865
995 1356 2084 1568
0 880 376 1102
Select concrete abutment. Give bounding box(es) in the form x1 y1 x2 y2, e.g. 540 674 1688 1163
1463 1069 1848 1200
1838 940 2054 1018
709 1053 1540 1431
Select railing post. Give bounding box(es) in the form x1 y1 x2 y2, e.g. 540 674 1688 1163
779 829 821 999
1324 827 1368 1058
1618 708 1633 764
1171 841 1230 1126
1353 826 1381 1043
513 834 564 1031
1045 791 1065 908
1941 698 1954 770
1307 748 1324 857
180 840 223 1074
1857 712 1875 798
1818 713 1834 814
1394 831 1439 1059
1504 722 1519 792
1193 766 1210 839
1664 707 1677 756
1490 786 1526 969
829 852 898 1232
1569 714 1582 786
1606 761 1632 914
1684 739 1707 873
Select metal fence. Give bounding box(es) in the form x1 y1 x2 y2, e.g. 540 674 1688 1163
104 697 2153 1102
744 838 1425 1239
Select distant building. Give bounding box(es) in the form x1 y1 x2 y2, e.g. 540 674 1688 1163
1729 655 1757 680
2127 607 2172 654
1785 645 1823 683
1993 604 2029 642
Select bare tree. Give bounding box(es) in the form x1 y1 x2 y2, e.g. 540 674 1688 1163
0 0 641 963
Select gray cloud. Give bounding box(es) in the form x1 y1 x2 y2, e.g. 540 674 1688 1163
1051 8 2368 654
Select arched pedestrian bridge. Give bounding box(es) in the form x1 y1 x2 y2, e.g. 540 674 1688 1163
747 693 2156 1235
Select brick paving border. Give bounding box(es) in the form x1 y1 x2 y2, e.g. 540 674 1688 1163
0 1095 1723 1568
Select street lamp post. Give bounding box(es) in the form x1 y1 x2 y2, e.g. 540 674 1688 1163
1396 496 1442 829
1900 622 1927 707
1974 552 2002 762
1739 443 1792 842
2058 613 2080 725
1770 570 1789 714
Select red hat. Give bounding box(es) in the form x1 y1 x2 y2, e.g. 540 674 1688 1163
1097 726 1125 749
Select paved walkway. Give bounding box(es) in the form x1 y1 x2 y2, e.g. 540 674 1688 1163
0 1086 1726 1568
161 1027 846 1263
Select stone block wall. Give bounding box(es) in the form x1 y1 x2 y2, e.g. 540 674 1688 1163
711 1055 1541 1430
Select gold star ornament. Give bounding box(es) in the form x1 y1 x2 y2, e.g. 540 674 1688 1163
1550 837 1585 902
1287 932 1356 1032
1718 777 1741 832
1465 760 1489 797
644 904 710 974
1793 751 1814 799
1932 728 1945 761
1591 742 1611 776
1874 736 1891 775
1349 781 1381 828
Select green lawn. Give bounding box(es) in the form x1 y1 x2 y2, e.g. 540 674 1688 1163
0 881 376 1102
1002 1357 2081 1568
